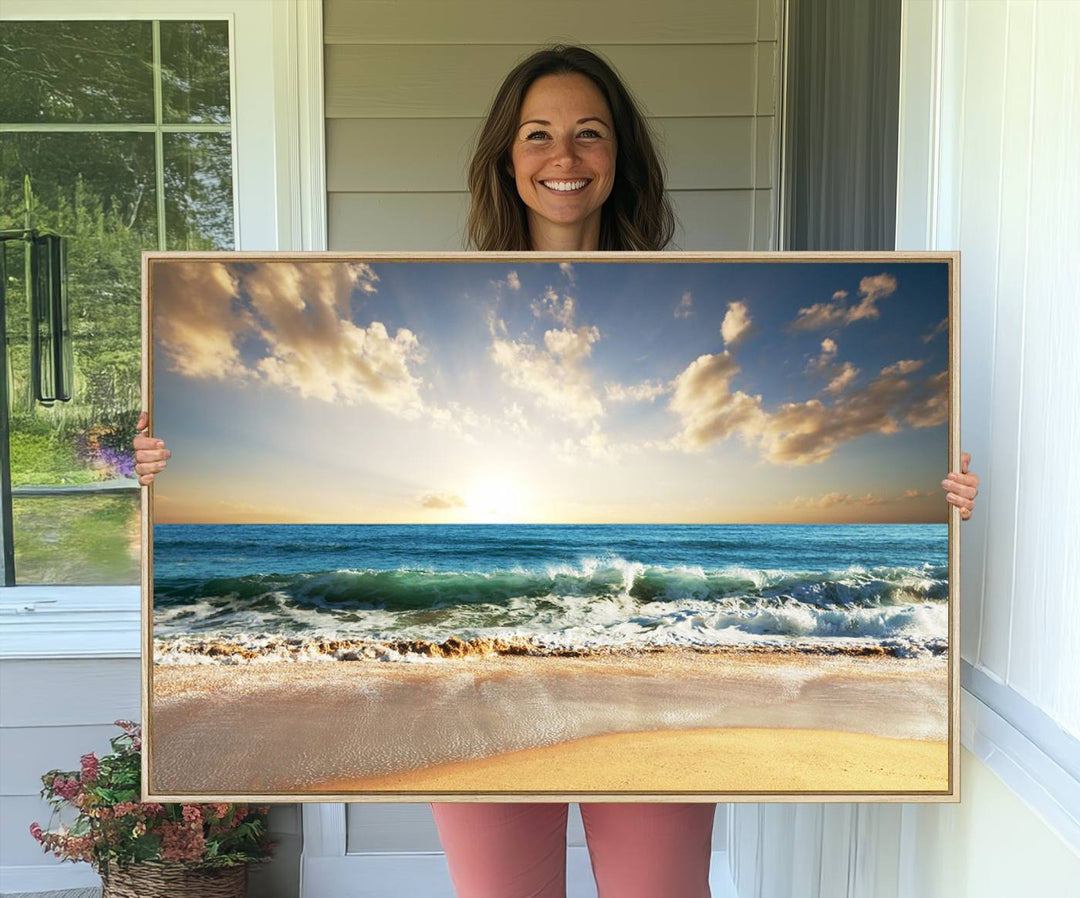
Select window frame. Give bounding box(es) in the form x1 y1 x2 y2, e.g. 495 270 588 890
0 0 326 657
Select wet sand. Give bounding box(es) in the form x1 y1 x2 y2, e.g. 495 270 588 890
149 649 949 797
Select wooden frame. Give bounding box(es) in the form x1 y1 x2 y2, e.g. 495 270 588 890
141 250 960 803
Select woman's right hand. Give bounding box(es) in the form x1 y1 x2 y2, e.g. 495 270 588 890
133 411 170 486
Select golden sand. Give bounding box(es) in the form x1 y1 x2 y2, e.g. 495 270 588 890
310 726 948 794
149 650 950 796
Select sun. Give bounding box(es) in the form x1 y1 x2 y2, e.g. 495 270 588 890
464 477 530 523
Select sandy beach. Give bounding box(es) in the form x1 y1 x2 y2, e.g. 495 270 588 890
149 649 949 797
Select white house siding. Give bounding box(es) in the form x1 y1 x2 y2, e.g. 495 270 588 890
323 0 781 251
0 659 140 892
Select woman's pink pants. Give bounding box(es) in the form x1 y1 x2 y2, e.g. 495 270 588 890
430 802 716 898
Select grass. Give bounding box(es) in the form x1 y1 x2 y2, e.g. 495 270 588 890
13 493 140 585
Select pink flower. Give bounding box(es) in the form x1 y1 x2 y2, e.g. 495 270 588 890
160 821 206 863
181 805 202 824
52 777 80 801
29 822 43 842
80 753 99 782
140 803 165 817
112 801 137 817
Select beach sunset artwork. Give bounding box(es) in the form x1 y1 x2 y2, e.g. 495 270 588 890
144 253 957 800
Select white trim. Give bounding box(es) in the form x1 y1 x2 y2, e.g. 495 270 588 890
895 0 944 251
0 862 100 893
273 0 328 251
961 686 1080 854
301 803 348 860
0 586 140 658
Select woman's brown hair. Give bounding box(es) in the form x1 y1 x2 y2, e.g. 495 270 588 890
466 45 676 252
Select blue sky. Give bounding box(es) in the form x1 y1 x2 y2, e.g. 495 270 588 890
151 258 950 524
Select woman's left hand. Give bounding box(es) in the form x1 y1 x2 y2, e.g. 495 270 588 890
943 451 979 521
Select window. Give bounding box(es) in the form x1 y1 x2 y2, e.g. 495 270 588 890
0 19 235 584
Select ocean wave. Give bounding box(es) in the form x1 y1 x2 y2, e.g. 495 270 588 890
155 560 947 610
153 632 949 665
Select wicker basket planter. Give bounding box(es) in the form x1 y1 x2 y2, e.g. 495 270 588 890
100 862 247 898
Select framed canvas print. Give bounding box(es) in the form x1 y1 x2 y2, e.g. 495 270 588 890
141 251 959 802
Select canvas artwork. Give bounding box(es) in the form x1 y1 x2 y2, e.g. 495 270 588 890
143 252 958 801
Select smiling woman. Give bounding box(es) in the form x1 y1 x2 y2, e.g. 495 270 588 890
509 73 617 251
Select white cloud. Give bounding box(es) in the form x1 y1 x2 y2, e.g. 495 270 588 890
807 338 839 373
826 361 859 394
905 370 948 428
559 262 576 283
667 352 766 451
554 422 634 465
152 261 248 380
922 318 948 343
531 286 577 326
491 323 604 427
153 261 424 417
674 291 693 319
665 349 945 465
791 273 898 331
242 262 424 416
789 489 928 509
420 492 466 509
605 380 669 403
503 402 532 434
881 358 925 377
721 300 752 347
506 270 521 290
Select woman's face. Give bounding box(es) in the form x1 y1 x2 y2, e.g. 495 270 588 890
509 73 617 248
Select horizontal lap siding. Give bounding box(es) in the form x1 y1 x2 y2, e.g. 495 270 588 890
0 658 140 868
324 0 780 253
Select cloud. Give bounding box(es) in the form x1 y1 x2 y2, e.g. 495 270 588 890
503 402 532 434
826 362 859 394
667 352 765 451
420 492 466 509
790 489 929 509
674 291 693 319
506 270 521 290
153 261 424 417
806 338 858 394
559 262 576 283
757 373 910 465
921 317 947 343
531 286 577 326
554 422 635 465
242 263 424 416
427 401 491 444
881 359 925 377
665 348 945 465
490 322 604 427
721 300 752 347
791 273 898 331
605 380 669 403
807 338 838 372
904 370 948 428
152 261 248 379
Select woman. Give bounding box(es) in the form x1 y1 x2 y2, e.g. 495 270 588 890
135 45 979 898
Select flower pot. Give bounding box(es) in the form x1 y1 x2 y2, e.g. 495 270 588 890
100 861 247 897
